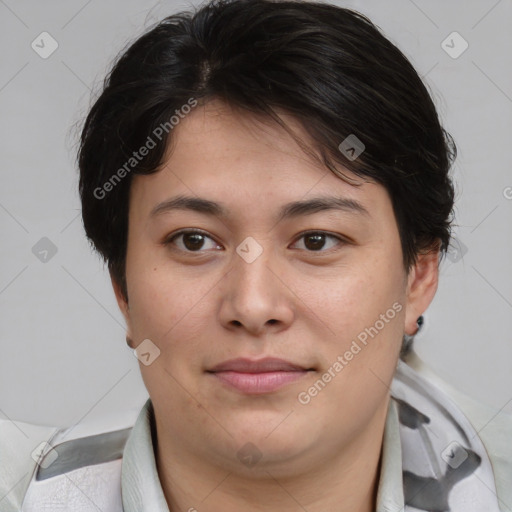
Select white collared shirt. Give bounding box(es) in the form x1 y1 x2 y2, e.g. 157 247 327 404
2 356 511 512
121 395 406 512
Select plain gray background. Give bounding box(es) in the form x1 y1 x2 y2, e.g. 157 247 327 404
0 0 511 429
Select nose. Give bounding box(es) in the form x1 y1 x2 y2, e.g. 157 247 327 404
218 242 294 336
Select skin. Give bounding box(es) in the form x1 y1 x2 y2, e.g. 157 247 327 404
113 98 439 512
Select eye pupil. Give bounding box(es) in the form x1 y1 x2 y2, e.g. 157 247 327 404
304 234 325 251
183 233 205 251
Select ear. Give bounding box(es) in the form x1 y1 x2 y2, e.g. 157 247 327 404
110 272 132 340
404 248 440 335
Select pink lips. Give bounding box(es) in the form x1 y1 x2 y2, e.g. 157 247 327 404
207 358 313 394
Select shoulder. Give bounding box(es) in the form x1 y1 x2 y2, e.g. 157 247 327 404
0 417 58 512
0 408 138 512
402 351 512 440
403 351 512 508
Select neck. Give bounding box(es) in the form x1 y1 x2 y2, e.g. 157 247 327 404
154 398 389 512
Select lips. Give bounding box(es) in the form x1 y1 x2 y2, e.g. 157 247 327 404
208 357 311 373
207 357 314 394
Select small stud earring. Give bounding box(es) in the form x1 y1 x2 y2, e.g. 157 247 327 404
415 315 424 335
400 315 425 359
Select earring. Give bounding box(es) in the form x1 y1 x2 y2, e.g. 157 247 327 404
400 315 424 359
415 315 424 335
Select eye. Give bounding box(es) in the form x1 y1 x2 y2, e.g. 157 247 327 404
291 231 345 252
163 229 346 254
164 229 222 253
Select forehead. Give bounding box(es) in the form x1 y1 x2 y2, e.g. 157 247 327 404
129 99 391 223
164 98 327 173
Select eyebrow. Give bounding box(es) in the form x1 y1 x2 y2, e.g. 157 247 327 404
150 194 369 221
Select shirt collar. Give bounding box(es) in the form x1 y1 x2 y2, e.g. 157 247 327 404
121 398 170 512
377 398 406 511
121 397 404 512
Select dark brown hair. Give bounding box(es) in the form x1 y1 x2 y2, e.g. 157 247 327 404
78 0 456 300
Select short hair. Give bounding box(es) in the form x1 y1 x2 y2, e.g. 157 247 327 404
78 0 456 300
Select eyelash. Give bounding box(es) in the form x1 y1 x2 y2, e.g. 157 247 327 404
163 229 348 255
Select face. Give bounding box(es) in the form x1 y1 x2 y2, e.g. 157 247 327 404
114 98 438 476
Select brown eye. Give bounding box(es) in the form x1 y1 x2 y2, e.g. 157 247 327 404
292 231 343 252
304 233 326 251
182 232 207 251
165 230 221 253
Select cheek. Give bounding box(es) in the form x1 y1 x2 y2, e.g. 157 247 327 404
125 268 213 401
300 271 406 434
306 261 405 338
305 261 407 393
125 261 218 355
